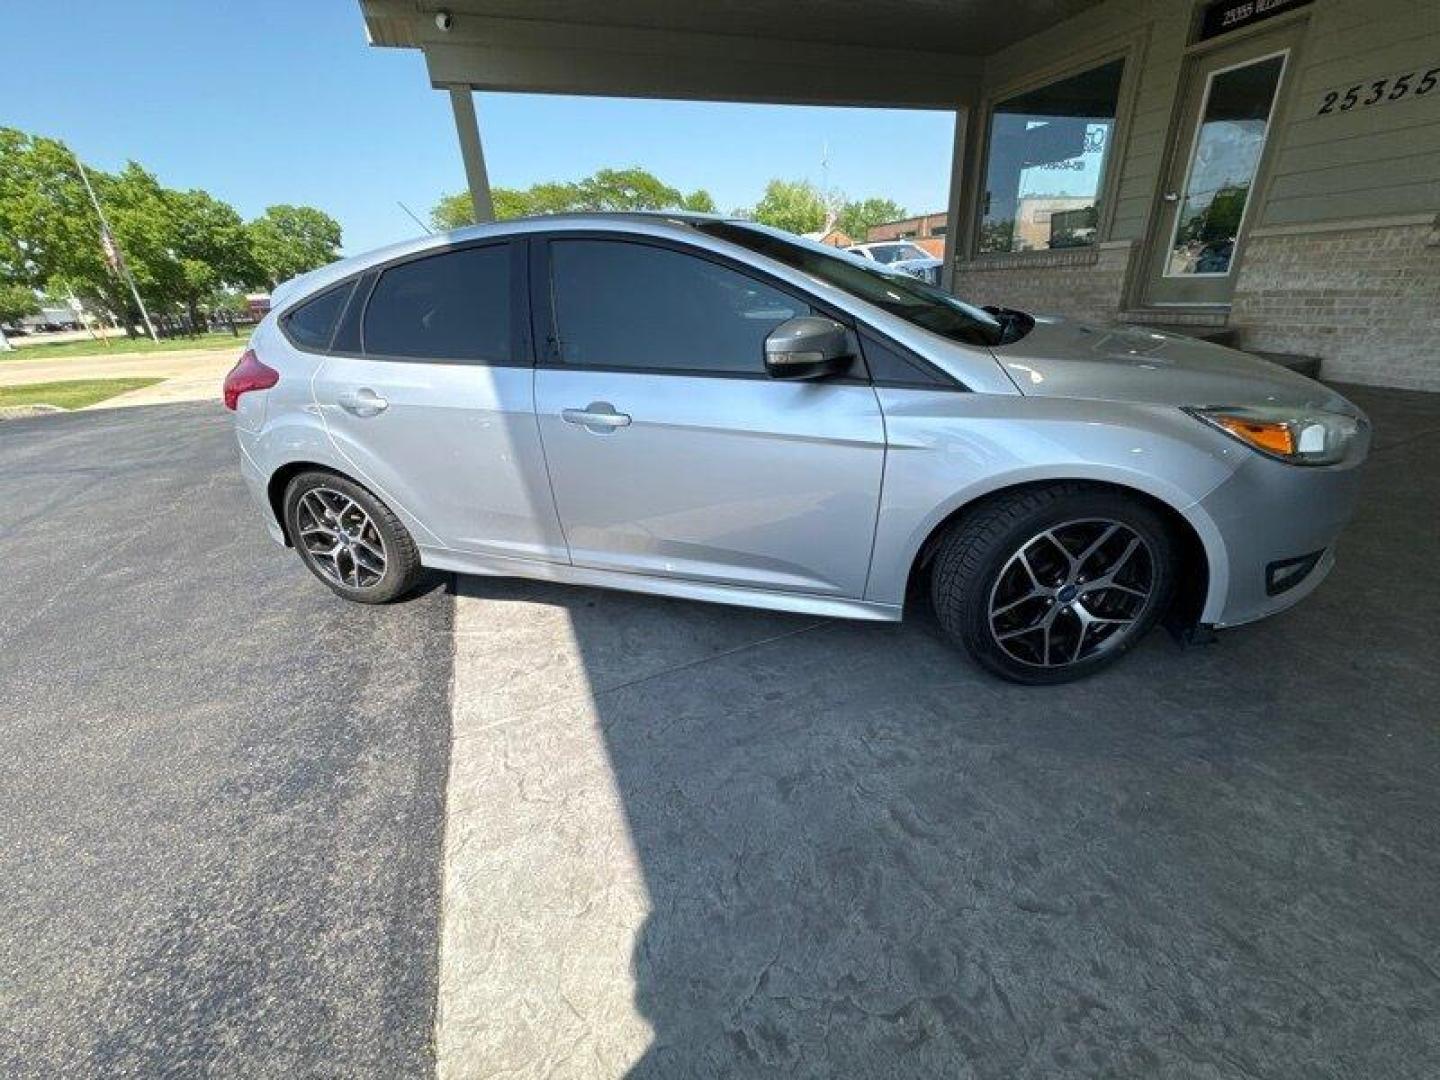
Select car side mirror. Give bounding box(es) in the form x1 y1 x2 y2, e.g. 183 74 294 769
764 316 854 380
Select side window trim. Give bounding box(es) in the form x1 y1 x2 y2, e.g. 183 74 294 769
278 279 357 355
328 270 376 357
531 231 870 383
859 329 969 392
349 239 530 367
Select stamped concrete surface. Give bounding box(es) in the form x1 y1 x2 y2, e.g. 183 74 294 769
438 384 1440 1079
0 403 452 1076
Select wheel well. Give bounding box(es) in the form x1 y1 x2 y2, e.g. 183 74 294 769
908 479 1209 628
267 462 349 547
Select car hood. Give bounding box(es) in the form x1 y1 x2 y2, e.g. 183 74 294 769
993 317 1357 414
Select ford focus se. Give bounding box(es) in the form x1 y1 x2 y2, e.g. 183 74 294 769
225 214 1368 683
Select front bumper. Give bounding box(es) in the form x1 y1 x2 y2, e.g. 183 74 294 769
1196 447 1366 628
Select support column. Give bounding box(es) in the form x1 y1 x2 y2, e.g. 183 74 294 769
941 105 970 294
448 85 494 224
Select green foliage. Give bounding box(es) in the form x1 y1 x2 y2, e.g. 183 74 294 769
247 204 342 288
0 377 163 410
0 283 40 324
837 197 906 241
749 179 829 235
431 167 716 229
1177 183 1248 246
430 191 476 231
0 127 341 328
0 129 116 304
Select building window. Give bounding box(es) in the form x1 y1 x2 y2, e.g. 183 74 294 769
977 58 1125 255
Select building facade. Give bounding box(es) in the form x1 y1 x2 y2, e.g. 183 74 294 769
949 0 1440 390
867 212 949 257
359 0 1438 390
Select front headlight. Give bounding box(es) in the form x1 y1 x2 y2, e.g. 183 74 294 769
1184 405 1362 466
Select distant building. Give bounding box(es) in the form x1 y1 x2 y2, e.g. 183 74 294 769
19 306 81 331
802 228 854 248
867 213 948 257
1012 196 1096 252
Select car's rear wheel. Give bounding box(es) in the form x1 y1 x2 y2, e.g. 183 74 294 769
929 484 1176 684
283 471 422 604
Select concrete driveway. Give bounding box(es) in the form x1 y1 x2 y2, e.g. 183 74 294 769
437 383 1440 1078
3 386 1438 1078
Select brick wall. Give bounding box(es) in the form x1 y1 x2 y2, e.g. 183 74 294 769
1229 220 1440 391
951 242 1133 320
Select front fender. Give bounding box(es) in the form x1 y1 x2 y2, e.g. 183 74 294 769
865 390 1244 617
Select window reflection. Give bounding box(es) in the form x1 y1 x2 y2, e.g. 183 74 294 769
978 59 1126 255
1165 54 1285 277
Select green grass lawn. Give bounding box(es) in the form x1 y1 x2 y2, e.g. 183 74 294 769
3 329 250 361
0 377 164 410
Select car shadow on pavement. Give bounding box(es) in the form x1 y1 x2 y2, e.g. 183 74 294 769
445 384 1440 1078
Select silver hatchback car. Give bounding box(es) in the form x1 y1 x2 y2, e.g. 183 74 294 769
226 214 1369 683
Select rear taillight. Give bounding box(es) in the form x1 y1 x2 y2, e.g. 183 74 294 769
223 349 279 411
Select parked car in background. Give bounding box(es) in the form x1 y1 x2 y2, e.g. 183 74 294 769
845 240 943 284
227 213 1368 684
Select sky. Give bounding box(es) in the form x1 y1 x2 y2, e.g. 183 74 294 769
1 1 957 256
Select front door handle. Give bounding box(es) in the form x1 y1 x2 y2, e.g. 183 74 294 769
337 388 388 417
561 401 631 434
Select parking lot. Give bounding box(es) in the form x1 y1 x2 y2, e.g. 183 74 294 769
3 385 1439 1077
0 404 451 1075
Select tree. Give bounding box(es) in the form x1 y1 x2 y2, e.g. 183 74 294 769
681 189 717 213
0 127 297 334
0 283 39 325
837 197 906 241
430 191 475 231
749 179 828 235
247 204 342 288
430 167 716 229
0 128 134 325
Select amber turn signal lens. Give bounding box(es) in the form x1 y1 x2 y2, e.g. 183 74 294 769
1209 414 1296 456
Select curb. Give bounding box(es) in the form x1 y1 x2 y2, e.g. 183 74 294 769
0 404 65 421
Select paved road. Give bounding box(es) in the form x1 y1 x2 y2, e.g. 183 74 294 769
0 403 452 1076
4 386 1439 1079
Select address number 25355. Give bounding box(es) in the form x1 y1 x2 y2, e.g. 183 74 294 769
1318 67 1438 115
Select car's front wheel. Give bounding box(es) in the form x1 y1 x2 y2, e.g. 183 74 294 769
283 471 423 604
929 484 1176 684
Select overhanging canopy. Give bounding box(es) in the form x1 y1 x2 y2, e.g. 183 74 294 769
359 0 1108 108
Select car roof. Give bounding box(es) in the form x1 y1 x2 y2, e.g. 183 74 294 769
271 211 740 310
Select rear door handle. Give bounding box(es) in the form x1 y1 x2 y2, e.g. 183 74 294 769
561 402 631 434
337 388 388 417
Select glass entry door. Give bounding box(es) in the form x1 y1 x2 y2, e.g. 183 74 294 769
1145 28 1295 306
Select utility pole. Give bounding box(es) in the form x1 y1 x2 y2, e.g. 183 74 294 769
74 152 158 342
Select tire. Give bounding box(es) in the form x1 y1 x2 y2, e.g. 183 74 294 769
929 484 1176 685
282 470 423 604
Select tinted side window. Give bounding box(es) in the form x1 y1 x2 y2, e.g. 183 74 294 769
861 332 955 388
284 283 352 352
549 240 806 374
364 245 510 362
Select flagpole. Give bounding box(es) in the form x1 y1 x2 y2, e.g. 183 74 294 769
73 152 158 342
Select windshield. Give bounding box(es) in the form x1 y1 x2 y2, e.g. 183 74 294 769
869 243 929 264
698 221 1008 348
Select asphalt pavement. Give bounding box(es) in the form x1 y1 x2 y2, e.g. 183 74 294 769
0 403 453 1076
